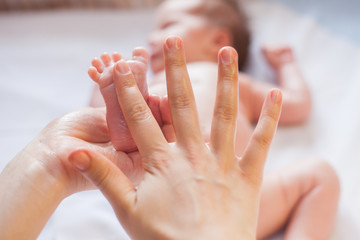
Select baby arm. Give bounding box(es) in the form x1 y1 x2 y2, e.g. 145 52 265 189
245 46 311 125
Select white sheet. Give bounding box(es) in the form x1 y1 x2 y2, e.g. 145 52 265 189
0 1 359 239
244 2 360 239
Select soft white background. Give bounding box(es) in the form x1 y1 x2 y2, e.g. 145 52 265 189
0 0 359 239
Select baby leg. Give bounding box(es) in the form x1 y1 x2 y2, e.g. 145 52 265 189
88 49 151 152
257 159 340 240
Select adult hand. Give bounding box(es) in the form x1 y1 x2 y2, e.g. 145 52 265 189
70 36 283 240
0 108 145 240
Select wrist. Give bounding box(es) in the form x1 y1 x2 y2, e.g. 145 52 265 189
22 136 70 196
274 60 296 72
0 141 69 203
0 144 67 240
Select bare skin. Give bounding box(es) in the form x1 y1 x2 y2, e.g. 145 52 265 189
86 1 337 239
90 47 309 155
258 159 340 240
90 0 311 154
78 40 284 240
146 0 311 125
88 49 174 152
0 40 284 240
88 46 339 239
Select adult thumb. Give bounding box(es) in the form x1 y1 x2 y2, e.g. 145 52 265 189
68 149 136 210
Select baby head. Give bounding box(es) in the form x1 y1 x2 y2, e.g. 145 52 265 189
148 0 250 74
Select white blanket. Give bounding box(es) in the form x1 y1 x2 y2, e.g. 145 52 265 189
0 1 359 239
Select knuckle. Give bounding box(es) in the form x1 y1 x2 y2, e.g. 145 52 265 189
253 132 272 150
143 150 169 172
167 56 185 68
214 104 236 122
222 75 234 84
185 145 201 162
248 174 263 188
222 67 236 80
127 103 151 123
264 110 279 123
147 158 166 172
91 165 111 189
172 93 193 110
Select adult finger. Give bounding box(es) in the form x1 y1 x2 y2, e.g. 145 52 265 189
210 47 238 169
68 149 135 214
240 89 282 182
112 60 169 160
147 94 162 127
160 96 176 143
129 47 149 100
163 36 203 149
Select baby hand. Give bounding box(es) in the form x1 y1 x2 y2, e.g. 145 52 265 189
262 45 295 70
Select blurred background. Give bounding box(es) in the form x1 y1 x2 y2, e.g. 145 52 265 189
0 0 163 10
0 0 359 239
1 0 359 44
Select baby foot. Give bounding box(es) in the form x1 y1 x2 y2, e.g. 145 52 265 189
88 49 150 152
262 45 295 71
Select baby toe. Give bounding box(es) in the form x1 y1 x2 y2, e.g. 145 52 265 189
91 58 104 73
88 67 100 82
132 47 149 66
112 52 122 63
101 52 112 67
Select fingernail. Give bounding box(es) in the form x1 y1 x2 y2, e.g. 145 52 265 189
221 47 233 65
270 89 279 102
69 151 91 171
166 36 181 51
116 60 131 74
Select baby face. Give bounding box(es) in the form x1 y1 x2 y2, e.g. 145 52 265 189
148 0 216 74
